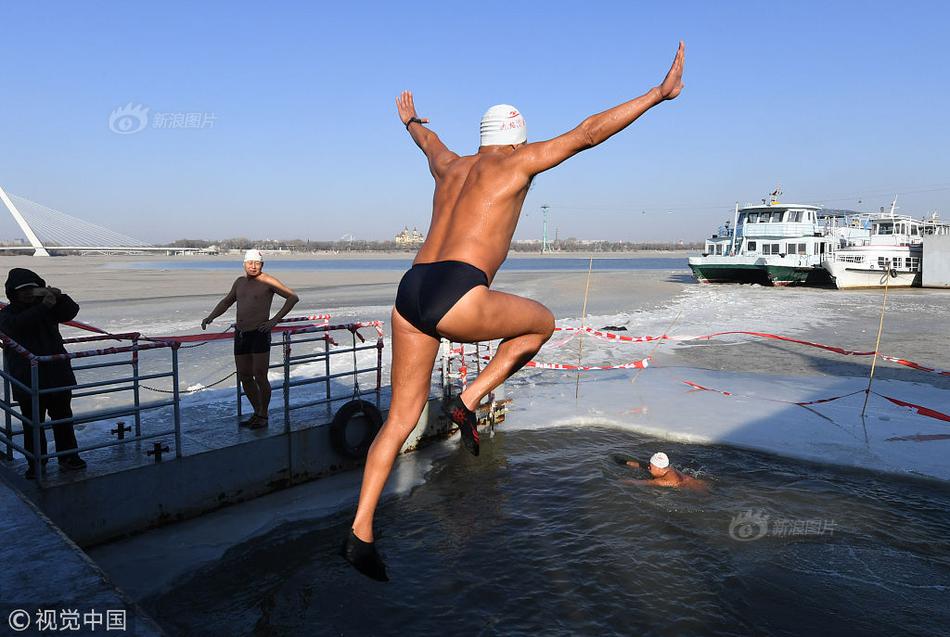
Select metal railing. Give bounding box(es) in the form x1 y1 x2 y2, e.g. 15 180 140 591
0 315 386 486
0 331 182 483
235 319 384 425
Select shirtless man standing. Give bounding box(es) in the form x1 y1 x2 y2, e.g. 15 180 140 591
201 249 299 429
344 42 685 581
624 452 709 492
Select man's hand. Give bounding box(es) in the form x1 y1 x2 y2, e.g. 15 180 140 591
395 90 430 127
201 317 211 330
656 41 685 101
41 291 56 308
257 318 278 333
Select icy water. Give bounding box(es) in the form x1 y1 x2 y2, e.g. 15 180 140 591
144 427 950 637
107 256 688 272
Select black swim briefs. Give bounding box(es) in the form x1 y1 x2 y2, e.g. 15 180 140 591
234 329 272 355
395 260 489 338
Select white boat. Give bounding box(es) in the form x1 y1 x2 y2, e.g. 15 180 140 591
689 194 869 286
822 204 950 289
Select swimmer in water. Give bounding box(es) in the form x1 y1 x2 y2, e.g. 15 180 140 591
344 42 686 581
624 452 710 492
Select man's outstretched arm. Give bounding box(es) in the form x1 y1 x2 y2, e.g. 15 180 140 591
515 41 685 177
396 90 459 179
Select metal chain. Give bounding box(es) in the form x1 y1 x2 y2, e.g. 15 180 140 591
141 371 237 395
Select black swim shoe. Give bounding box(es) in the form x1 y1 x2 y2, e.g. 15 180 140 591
442 395 479 456
342 530 389 582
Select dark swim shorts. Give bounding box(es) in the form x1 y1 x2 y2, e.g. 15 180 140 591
234 329 272 355
394 260 489 338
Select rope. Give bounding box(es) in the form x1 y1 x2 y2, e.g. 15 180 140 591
575 257 594 400
861 267 892 416
630 308 683 387
141 371 237 395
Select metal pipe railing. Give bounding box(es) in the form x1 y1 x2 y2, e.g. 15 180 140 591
1 317 385 486
235 321 386 420
0 327 181 485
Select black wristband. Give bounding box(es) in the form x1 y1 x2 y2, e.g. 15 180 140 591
405 117 423 130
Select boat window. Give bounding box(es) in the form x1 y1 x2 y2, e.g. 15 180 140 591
747 213 758 223
911 225 919 236
799 243 807 254
878 257 890 268
789 211 803 222
892 258 903 269
787 244 797 254
771 212 784 222
877 223 893 235
907 257 920 271
747 241 757 251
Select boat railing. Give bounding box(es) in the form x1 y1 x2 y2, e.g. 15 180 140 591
236 319 384 426
0 316 385 485
0 330 182 484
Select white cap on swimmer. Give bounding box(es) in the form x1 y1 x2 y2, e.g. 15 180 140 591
650 452 670 469
244 249 263 263
480 104 527 146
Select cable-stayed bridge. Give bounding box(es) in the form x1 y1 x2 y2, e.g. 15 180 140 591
0 185 208 256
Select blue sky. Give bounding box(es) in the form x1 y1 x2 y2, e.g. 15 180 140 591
1 1 947 243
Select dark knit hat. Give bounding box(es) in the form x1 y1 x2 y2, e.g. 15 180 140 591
5 268 46 301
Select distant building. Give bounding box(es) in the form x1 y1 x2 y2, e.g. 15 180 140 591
395 226 425 245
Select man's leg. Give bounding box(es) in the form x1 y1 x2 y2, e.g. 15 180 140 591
235 354 261 420
251 351 271 420
351 308 440 543
45 392 79 457
46 392 84 470
436 287 555 410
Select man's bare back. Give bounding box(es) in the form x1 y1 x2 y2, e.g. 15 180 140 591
415 150 532 280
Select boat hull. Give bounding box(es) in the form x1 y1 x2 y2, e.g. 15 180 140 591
822 260 921 289
688 261 770 285
689 257 831 286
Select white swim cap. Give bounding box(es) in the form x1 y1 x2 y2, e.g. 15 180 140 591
244 249 263 263
480 104 527 146
650 452 670 469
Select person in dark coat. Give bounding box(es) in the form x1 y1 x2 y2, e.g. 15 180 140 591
0 268 85 478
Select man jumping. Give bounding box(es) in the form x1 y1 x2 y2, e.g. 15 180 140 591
344 42 685 581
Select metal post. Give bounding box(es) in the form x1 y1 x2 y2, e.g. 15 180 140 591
440 339 449 398
3 355 12 461
282 332 291 428
30 362 42 482
730 202 740 255
171 345 182 459
236 353 243 421
375 337 383 409
283 331 293 485
541 204 549 254
323 335 331 417
131 336 142 437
